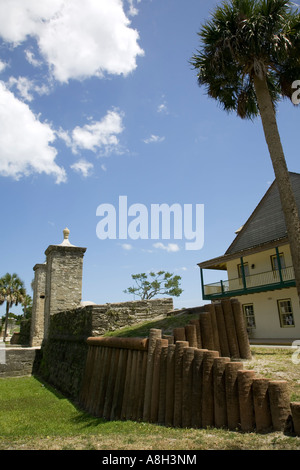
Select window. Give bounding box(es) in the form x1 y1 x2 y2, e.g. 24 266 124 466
277 299 295 327
271 253 286 271
238 262 249 285
238 262 249 278
242 303 256 329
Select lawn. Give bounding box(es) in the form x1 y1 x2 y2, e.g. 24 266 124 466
1 346 300 450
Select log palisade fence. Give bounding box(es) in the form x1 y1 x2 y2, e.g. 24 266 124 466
79 299 300 434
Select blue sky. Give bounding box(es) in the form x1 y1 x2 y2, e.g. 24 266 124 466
0 0 300 315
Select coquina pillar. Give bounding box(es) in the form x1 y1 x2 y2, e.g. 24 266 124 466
30 263 47 347
44 228 86 340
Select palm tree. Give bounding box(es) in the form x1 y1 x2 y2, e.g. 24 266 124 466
22 294 33 319
0 273 26 342
190 0 300 300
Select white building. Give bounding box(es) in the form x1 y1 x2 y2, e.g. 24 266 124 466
199 172 300 342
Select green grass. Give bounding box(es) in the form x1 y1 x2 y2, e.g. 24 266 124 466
1 345 300 450
103 312 200 338
0 374 299 451
1 315 300 450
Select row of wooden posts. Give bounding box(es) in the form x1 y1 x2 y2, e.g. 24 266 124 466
181 299 252 360
79 300 300 434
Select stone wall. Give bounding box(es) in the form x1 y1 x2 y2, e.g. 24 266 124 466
89 298 174 336
0 347 41 378
37 298 173 400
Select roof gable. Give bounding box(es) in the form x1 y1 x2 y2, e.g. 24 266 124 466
225 172 300 255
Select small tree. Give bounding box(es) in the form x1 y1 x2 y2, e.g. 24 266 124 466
0 273 26 342
124 271 183 300
22 294 33 319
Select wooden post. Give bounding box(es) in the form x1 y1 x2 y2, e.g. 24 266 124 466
221 300 240 358
189 319 202 348
201 350 219 428
165 344 176 426
214 302 230 357
103 348 120 420
231 299 252 360
110 348 128 421
126 349 138 420
158 345 169 424
213 356 230 428
290 402 300 436
199 312 215 350
237 370 256 432
185 324 198 348
137 351 148 421
150 338 169 423
225 361 244 430
252 377 272 433
79 345 95 408
121 349 133 419
94 347 112 417
173 341 189 427
143 329 162 422
268 380 291 431
182 347 195 428
191 349 207 428
206 304 221 354
87 346 103 415
173 327 186 342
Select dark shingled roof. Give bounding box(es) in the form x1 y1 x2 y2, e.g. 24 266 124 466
225 172 300 255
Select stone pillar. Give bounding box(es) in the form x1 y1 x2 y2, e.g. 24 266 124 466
44 228 86 340
30 263 47 347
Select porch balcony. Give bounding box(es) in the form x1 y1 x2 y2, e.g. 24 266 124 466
202 266 296 300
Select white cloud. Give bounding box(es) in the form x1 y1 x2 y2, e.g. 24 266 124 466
60 109 125 156
7 76 50 102
70 159 94 177
0 0 144 83
143 134 165 144
157 103 168 114
0 60 8 73
127 0 141 17
121 243 133 251
153 242 180 252
25 49 43 68
0 81 66 183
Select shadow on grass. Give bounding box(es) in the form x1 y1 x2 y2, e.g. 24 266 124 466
33 374 72 400
33 374 109 429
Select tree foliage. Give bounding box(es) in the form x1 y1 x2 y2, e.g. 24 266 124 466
190 0 300 118
124 271 183 300
0 273 26 341
190 0 300 302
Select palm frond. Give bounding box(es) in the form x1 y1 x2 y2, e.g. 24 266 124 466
190 0 300 118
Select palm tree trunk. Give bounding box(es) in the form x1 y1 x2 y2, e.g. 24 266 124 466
253 74 300 302
3 301 9 343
